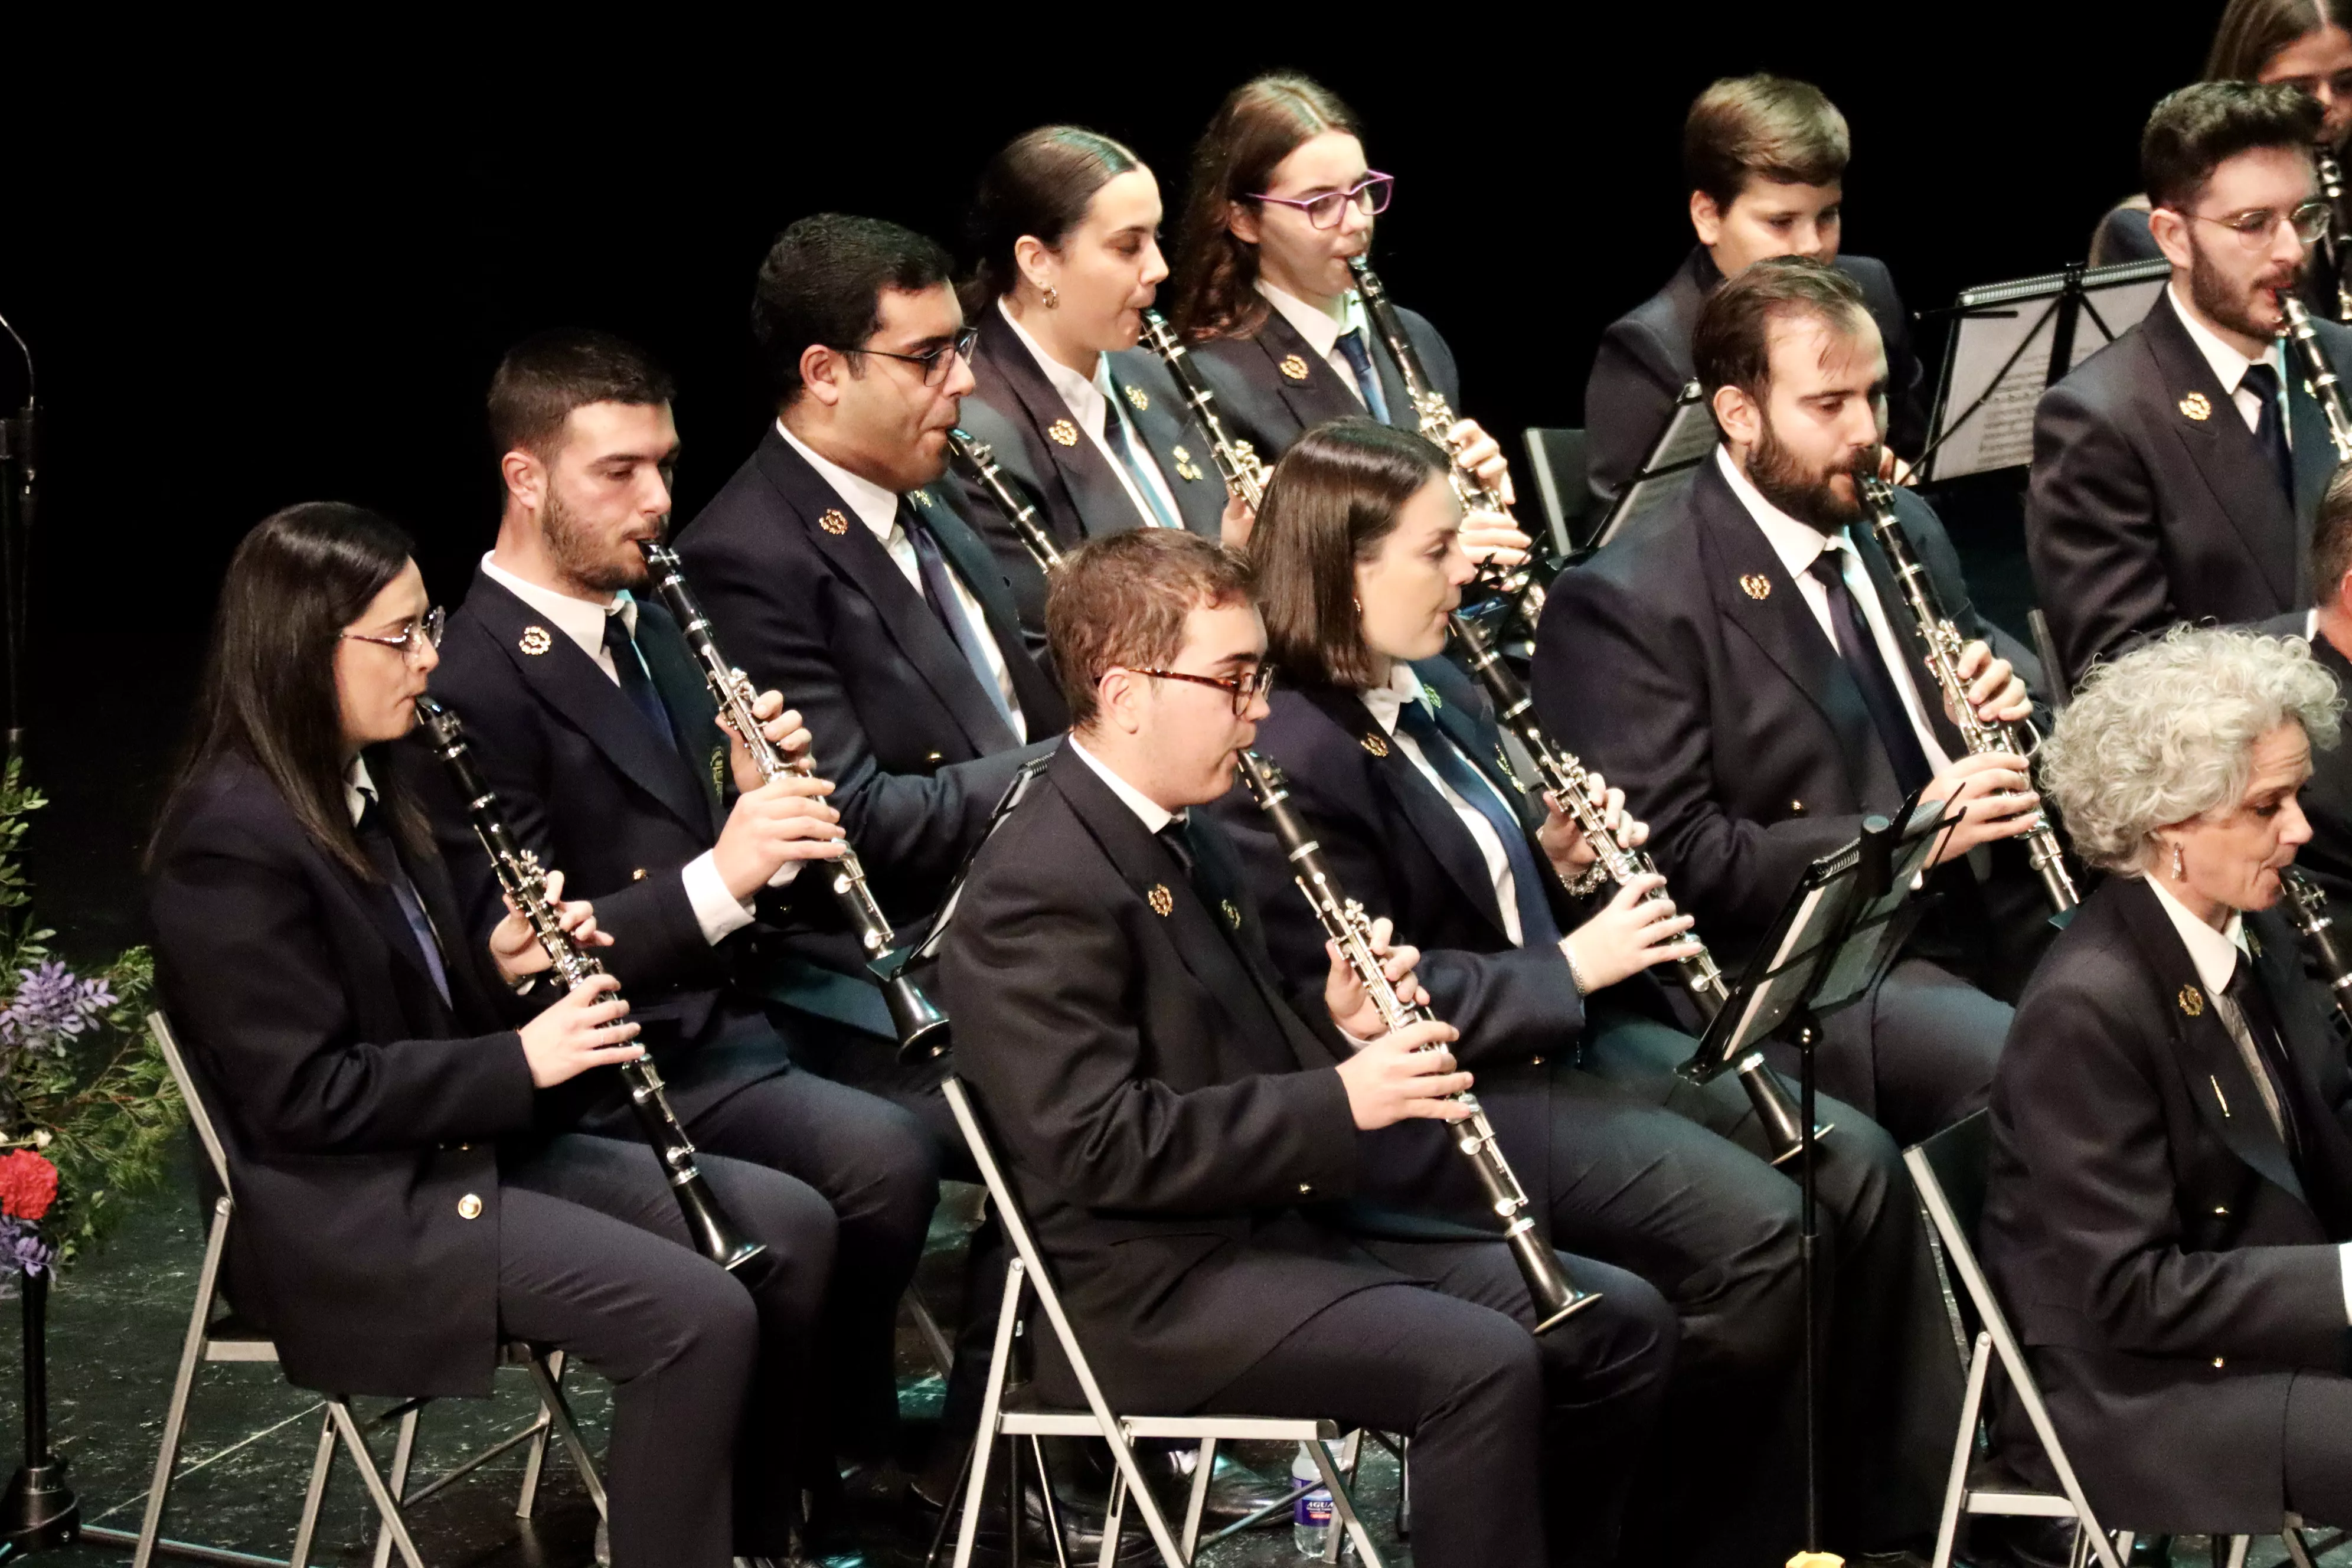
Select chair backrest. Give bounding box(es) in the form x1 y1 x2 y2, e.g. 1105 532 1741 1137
149 1010 233 1195
1521 427 1591 557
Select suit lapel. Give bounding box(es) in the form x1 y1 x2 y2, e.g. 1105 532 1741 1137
1107 350 1229 535
1253 309 1363 434
459 573 713 836
910 487 1069 733
1690 461 1897 803
2142 294 2304 609
976 319 1143 542
631 603 727 834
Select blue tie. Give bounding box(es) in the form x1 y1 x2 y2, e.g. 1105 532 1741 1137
2242 360 2296 504
1335 328 1391 424
1807 548 1934 796
1391 698 1561 946
1100 380 1181 530
906 509 1021 743
355 790 452 1008
602 608 678 753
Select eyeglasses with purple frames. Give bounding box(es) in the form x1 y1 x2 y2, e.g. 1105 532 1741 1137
1250 172 1394 230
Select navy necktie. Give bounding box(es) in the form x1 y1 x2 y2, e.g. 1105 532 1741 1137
1391 699 1562 947
1334 328 1391 424
1807 548 1935 796
1100 380 1180 530
602 610 677 752
2240 360 2296 504
2226 952 2305 1164
906 508 1020 740
355 790 452 1008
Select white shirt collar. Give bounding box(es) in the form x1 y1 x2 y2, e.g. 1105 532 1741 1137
2142 871 2250 995
997 297 1111 427
1256 279 1363 361
1067 735 1178 834
776 419 902 544
1716 446 1843 578
481 553 636 663
344 754 375 826
2167 280 2280 396
1358 660 1424 737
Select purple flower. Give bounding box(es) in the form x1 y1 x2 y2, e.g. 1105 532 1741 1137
0 961 117 1054
0 1216 51 1280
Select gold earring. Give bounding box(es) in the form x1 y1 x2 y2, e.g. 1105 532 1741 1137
2173 842 2186 881
1041 284 1060 309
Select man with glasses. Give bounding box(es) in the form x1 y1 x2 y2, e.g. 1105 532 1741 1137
1583 74 1927 511
2030 81 2352 687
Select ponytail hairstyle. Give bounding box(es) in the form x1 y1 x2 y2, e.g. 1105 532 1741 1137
962 125 1144 316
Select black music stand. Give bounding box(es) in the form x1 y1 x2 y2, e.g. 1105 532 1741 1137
1592 381 1719 550
1687 794 1953 1567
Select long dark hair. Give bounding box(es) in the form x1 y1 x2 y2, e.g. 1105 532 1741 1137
1170 74 1363 343
2207 0 2352 80
156 502 427 880
1249 418 1449 690
962 125 1144 315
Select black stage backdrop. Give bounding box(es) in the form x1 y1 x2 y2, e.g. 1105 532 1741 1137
3 20 2199 950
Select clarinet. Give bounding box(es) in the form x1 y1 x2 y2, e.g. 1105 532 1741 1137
2284 867 2352 1034
636 538 951 1060
946 428 1065 573
2317 149 2352 324
1135 308 1268 509
2282 295 2352 462
1348 257 1546 636
1449 612 1823 1164
1854 464 2081 919
414 695 765 1273
1236 749 1600 1331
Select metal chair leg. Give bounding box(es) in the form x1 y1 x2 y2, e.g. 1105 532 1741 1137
327 1401 425 1568
514 1350 560 1519
2224 1536 2250 1568
2285 1519 2318 1568
525 1352 606 1517
952 1260 1027 1568
1179 1436 1216 1561
1933 1333 1994 1568
369 1406 420 1568
132 1198 233 1568
1027 1435 1070 1568
909 1290 956 1377
288 1406 338 1568
1308 1433 1384 1568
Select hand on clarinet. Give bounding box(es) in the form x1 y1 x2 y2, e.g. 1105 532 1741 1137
719 690 815 794
1459 507 1532 570
1322 914 1427 1039
1445 418 1515 507
1560 872 1701 993
713 772 846 901
1536 773 1646 881
516 972 642 1087
1942 641 2033 729
1924 749 2041 865
490 868 609 982
1335 1019 1473 1129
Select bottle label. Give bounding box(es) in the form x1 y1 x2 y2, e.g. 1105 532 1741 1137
1296 1490 1334 1528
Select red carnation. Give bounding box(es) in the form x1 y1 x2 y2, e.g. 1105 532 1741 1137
0 1149 58 1223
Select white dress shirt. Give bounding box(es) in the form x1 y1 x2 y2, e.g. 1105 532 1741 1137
1361 662 1528 946
996 299 1181 530
481 553 787 945
345 754 378 827
1067 736 1177 833
2142 872 2352 1321
775 422 1025 740
1716 447 1955 773
2169 281 2292 443
1257 280 1376 409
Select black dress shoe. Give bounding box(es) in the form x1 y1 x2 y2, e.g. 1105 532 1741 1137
1147 1445 1298 1529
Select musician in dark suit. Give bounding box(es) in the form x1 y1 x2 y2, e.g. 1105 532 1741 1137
2029 81 2352 689
1584 74 1926 510
403 331 940 1519
1538 257 2052 1146
950 126 1240 632
1167 74 1535 574
1982 626 2352 1541
1214 417 1960 1558
2290 469 2352 909
149 503 837 1568
943 528 1677 1568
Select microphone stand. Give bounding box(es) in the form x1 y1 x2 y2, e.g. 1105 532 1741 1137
0 309 31 765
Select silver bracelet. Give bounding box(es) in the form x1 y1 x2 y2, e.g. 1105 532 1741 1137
1562 941 1592 995
1563 861 1611 899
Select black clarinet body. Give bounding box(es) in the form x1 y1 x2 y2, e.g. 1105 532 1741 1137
635 539 950 1060
1135 309 1268 509
1236 749 1600 1331
414 695 765 1273
945 429 1065 574
1449 613 1821 1164
2284 867 2352 1034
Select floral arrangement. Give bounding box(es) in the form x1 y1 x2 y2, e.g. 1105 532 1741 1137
0 759 178 1280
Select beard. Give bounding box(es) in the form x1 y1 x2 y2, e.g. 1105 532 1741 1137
2186 229 2299 344
544 486 648 597
1746 412 1863 533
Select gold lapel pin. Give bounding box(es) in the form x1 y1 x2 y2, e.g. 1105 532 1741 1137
1124 386 1150 412
2179 983 2206 1018
1148 884 1174 917
1221 898 1242 930
2210 1074 2232 1117
2179 391 2213 422
1279 354 1311 381
518 626 553 655
818 508 850 535
1361 733 1391 757
1048 418 1079 447
1739 573 1772 601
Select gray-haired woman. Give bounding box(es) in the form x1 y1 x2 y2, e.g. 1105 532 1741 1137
1979 626 2352 1540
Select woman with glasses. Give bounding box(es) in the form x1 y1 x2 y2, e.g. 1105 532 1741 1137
1206 419 1972 1562
1168 74 1530 570
148 503 835 1568
950 125 1246 633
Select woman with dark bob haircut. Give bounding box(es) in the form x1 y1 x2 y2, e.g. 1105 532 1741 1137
148 503 833 1568
1205 417 1968 1559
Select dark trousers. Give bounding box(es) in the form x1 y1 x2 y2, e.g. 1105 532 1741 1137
2288 1371 2352 1527
1204 1247 1675 1568
1805 956 2012 1147
500 1133 837 1566
1582 1002 1965 1556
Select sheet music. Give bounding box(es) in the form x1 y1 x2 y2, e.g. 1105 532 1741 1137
1596 386 1719 548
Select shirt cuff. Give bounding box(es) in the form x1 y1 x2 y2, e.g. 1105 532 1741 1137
682 852 756 945
2338 1241 2352 1326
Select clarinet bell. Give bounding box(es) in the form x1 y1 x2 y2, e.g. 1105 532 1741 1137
1736 1053 1834 1167
887 974 951 1063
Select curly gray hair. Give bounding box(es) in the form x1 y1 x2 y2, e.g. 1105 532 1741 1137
2039 626 2342 873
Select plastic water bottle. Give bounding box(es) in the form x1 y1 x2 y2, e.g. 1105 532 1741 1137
1292 1443 1335 1557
